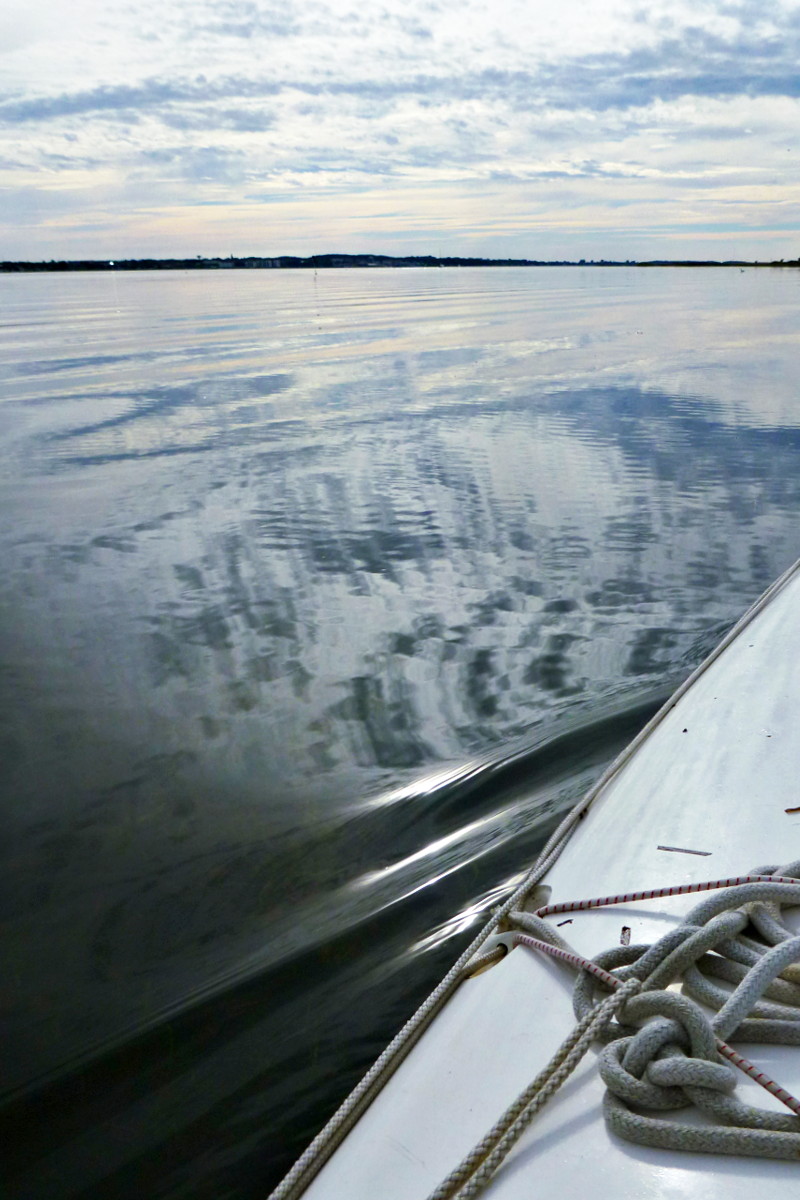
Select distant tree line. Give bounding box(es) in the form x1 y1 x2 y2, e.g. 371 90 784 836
2 253 799 273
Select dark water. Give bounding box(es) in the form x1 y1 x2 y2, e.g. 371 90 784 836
1 266 799 1198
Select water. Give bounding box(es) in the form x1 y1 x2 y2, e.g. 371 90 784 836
1 266 799 1198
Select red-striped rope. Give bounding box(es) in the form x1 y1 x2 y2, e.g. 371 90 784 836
513 931 800 1117
513 932 622 989
715 1043 800 1115
535 874 798 918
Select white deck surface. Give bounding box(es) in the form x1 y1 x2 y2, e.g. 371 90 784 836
302 560 800 1199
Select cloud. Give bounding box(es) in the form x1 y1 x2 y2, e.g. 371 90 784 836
138 144 249 183
159 105 276 133
0 76 280 125
189 0 302 39
3 34 800 137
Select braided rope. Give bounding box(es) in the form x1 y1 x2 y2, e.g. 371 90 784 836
535 874 800 918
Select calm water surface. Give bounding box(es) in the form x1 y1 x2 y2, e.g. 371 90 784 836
1 266 799 1197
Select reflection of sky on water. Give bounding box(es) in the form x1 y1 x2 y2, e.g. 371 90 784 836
1 266 799 1100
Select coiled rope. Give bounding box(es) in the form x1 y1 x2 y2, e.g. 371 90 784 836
429 860 800 1199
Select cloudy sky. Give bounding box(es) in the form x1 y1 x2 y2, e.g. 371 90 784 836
1 0 799 261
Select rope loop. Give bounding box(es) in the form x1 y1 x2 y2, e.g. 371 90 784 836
597 989 738 1115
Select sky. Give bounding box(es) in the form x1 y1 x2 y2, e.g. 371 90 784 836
1 0 799 261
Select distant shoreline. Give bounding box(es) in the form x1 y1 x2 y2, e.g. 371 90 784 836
2 253 799 273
